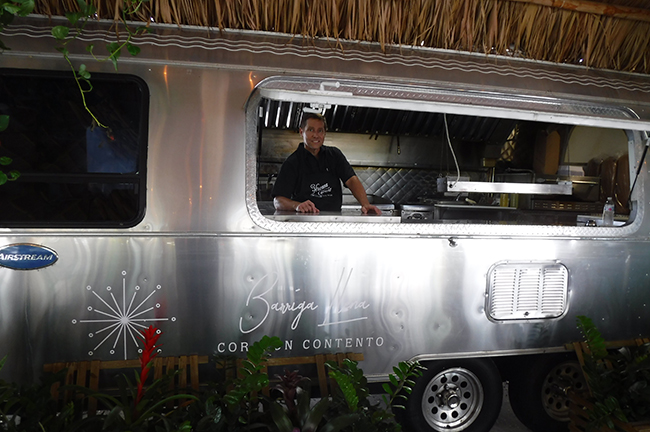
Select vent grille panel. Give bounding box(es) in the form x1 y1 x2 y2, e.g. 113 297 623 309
488 262 568 321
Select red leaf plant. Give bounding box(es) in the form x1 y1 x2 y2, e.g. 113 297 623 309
135 325 162 412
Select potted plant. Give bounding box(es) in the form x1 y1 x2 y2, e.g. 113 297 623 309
269 357 424 432
570 315 650 432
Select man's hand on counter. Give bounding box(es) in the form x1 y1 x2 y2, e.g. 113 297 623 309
274 194 383 215
346 176 382 215
274 196 320 213
296 200 319 213
361 204 382 215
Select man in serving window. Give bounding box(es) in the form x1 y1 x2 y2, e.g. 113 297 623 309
272 112 382 214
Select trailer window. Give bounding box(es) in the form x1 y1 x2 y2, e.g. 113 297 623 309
0 69 148 228
248 77 648 234
255 98 638 228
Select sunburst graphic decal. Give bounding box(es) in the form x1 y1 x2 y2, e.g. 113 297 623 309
71 270 176 360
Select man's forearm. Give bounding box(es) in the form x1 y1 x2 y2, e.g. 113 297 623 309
274 196 300 211
274 196 320 213
345 176 382 214
346 176 371 206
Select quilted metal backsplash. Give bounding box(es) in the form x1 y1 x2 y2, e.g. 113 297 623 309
354 167 439 204
259 164 441 204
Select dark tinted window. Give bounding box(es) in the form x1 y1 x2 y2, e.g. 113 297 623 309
0 69 148 227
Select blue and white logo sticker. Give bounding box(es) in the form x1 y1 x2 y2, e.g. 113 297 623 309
0 244 58 270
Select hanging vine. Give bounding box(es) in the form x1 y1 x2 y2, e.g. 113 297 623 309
0 0 149 185
50 0 150 129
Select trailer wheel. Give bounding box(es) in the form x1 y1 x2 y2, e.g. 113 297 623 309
508 355 587 432
404 359 502 432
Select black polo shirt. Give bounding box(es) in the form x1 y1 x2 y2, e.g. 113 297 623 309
272 143 356 211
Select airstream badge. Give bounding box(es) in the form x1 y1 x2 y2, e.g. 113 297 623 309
0 244 58 270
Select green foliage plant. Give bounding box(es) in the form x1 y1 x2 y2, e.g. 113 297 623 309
50 0 150 129
221 335 282 428
328 361 361 413
0 0 34 51
184 393 224 432
181 355 237 432
269 378 359 432
576 315 650 430
2 334 424 432
0 115 19 185
72 326 198 432
381 360 425 412
158 337 283 432
87 372 196 432
324 358 424 432
577 315 608 361
0 1 150 188
2 1 149 129
0 355 90 432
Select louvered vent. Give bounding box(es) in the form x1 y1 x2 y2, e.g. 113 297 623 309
487 262 568 321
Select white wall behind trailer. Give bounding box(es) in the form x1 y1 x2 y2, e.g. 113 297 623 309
1 16 650 432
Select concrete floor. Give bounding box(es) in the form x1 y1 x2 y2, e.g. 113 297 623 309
490 383 533 432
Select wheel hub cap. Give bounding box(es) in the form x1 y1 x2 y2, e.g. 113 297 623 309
421 367 484 431
439 384 461 408
541 361 587 422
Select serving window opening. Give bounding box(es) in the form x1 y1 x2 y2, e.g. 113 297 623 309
255 96 637 227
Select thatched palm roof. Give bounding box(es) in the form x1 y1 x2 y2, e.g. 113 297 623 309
34 0 650 74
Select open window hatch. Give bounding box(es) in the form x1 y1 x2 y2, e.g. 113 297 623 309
253 77 647 227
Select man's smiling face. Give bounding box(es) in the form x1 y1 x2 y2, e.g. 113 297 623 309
300 118 326 156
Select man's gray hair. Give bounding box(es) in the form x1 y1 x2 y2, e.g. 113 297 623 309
299 112 327 131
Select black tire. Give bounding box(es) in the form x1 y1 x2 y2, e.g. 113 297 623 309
508 354 587 432
404 359 503 432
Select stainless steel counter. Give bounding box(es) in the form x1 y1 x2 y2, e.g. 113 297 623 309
259 199 400 223
264 210 401 223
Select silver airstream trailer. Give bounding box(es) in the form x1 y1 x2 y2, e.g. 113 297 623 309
1 14 650 432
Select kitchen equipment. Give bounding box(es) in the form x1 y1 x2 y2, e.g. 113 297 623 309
400 204 436 222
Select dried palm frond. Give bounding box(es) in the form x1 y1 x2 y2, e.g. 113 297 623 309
31 0 650 74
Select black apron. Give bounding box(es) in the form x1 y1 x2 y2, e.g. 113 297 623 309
295 168 343 211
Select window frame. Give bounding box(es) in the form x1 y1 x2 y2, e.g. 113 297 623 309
245 76 647 237
0 68 149 228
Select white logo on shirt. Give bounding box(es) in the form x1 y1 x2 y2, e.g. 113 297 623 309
310 183 332 198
